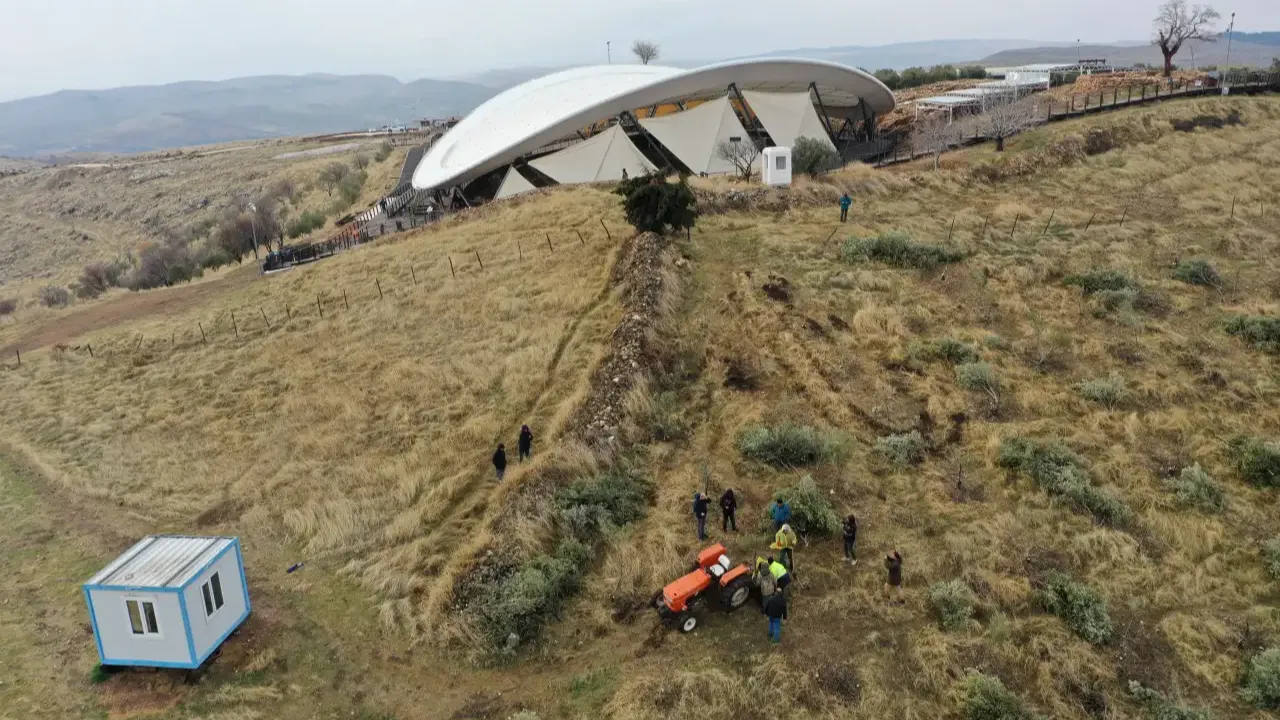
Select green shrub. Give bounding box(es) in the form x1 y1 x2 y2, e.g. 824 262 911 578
984 334 1011 351
956 362 1000 397
89 663 111 684
556 465 652 543
998 437 1131 525
287 210 327 239
1229 436 1280 488
875 430 927 466
38 285 71 308
1128 681 1210 720
839 230 964 270
912 338 979 364
1172 259 1221 288
1036 572 1112 644
200 248 232 271
1226 316 1280 353
1063 269 1137 295
1263 537 1280 580
1243 647 1280 709
1074 374 1129 409
0 297 15 316
929 580 976 631
337 170 367 206
474 537 590 652
737 423 845 467
1165 464 1226 513
961 672 1036 720
792 136 842 178
374 140 394 163
771 475 841 536
622 178 697 235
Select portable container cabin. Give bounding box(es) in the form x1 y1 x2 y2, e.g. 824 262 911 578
83 535 250 669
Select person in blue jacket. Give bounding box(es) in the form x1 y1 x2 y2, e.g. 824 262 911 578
838 192 852 222
771 497 792 531
692 492 709 540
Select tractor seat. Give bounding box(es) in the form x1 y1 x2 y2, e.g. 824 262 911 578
709 563 725 578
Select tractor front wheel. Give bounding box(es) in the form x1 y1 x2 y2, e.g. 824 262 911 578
678 613 698 633
722 576 752 611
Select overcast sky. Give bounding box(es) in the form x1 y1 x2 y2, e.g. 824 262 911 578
1 0 1277 101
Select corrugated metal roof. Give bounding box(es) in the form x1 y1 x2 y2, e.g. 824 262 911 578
87 535 234 589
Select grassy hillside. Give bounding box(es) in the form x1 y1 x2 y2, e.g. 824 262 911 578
0 138 408 305
1 94 1279 720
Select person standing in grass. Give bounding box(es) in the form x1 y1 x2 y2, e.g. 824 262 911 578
763 587 788 644
719 487 738 532
692 492 709 541
843 515 858 566
492 443 507 482
518 425 534 462
839 192 852 223
771 523 798 573
884 550 904 603
771 497 791 532
768 556 791 594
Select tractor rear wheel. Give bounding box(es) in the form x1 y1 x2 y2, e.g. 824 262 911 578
722 576 752 611
678 613 698 633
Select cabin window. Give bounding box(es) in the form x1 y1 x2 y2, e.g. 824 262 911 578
201 572 225 617
125 599 159 635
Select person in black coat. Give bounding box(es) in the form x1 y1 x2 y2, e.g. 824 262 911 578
719 488 738 532
492 444 507 482
884 550 903 603
843 514 858 565
518 425 533 462
763 588 788 643
692 492 709 540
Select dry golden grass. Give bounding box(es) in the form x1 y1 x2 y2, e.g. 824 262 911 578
2 95 1280 720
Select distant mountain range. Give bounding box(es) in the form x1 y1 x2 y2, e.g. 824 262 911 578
0 74 495 158
2 36 1276 158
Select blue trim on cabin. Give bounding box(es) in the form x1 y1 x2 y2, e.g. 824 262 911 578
83 583 182 593
233 538 251 614
176 589 198 666
178 538 238 591
100 657 201 669
82 586 106 664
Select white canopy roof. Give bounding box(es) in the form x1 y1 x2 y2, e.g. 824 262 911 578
412 58 894 190
638 96 756 175
494 166 535 199
528 124 653 184
742 90 838 152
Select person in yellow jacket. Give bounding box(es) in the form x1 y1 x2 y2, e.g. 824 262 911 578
770 523 798 572
768 556 791 593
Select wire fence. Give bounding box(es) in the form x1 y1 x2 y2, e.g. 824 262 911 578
5 222 616 370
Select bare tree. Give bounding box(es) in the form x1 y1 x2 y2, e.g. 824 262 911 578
319 162 350 196
1152 0 1221 77
911 114 968 170
632 40 660 65
714 139 761 180
976 94 1044 152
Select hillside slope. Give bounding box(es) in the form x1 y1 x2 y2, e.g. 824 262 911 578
1 95 1279 720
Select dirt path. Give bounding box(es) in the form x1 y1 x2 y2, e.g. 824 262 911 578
0 265 258 357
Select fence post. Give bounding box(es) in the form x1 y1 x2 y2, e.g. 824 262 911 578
231 311 239 339
376 278 384 300
448 256 456 279
1118 207 1128 228
14 349 18 367
546 233 554 251
475 251 483 270
317 295 323 318
1010 213 1020 239
1230 196 1236 220
979 216 989 239
948 215 956 242
410 267 418 285
87 344 93 358
600 219 612 242
286 305 291 321
1084 211 1097 232
135 335 143 351
343 289 350 310
518 240 523 260
171 330 176 346
575 230 585 245
199 322 207 343
261 308 271 329
1042 209 1055 236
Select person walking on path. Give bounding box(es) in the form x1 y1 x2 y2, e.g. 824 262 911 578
492 444 507 482
518 425 534 462
843 515 858 565
884 550 904 603
839 193 852 223
771 497 792 532
762 588 788 644
719 488 738 532
692 492 709 541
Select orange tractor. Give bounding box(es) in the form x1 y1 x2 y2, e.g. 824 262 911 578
652 544 754 632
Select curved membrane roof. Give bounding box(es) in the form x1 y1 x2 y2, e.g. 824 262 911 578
412 58 895 190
